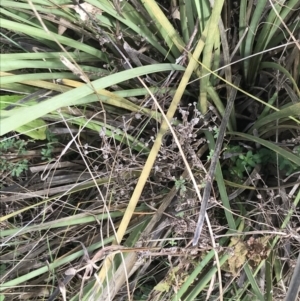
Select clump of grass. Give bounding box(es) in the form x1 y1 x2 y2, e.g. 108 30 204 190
1 1 300 301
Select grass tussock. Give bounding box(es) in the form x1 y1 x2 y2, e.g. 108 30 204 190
0 1 300 300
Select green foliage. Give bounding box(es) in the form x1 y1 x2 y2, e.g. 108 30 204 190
1 0 299 300
207 149 214 161
210 126 219 138
293 145 300 156
0 137 29 177
175 176 187 196
258 147 299 176
224 144 300 179
0 131 58 176
0 137 27 154
168 239 177 246
16 118 47 140
231 149 262 179
41 130 58 161
133 284 152 300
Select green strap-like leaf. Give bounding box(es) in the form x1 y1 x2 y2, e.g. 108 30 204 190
0 64 185 135
229 132 300 167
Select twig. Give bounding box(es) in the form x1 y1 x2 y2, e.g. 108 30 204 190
193 75 241 246
285 251 300 301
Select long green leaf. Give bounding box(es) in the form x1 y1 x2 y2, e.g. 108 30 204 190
1 73 78 84
0 19 107 60
229 132 300 166
0 64 185 135
199 0 224 113
185 256 230 301
244 264 264 301
0 60 108 74
242 0 267 81
193 0 211 33
87 0 172 59
252 103 300 131
0 236 115 292
205 132 236 230
0 52 95 61
239 0 247 57
260 62 300 96
142 0 184 58
0 212 123 238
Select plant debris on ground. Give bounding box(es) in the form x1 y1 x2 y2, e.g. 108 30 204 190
0 1 300 301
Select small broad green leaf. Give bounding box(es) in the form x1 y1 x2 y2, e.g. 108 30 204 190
154 281 171 293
